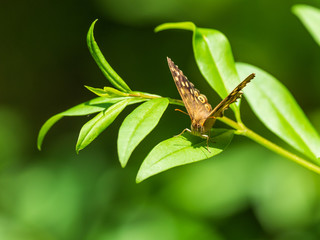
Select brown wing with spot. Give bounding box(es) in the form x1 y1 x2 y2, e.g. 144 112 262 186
209 73 255 118
167 57 212 121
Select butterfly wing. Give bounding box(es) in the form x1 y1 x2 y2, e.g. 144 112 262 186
209 73 255 118
167 57 212 121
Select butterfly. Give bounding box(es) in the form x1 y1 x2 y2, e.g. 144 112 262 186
167 57 255 151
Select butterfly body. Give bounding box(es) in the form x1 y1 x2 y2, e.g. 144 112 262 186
167 57 255 149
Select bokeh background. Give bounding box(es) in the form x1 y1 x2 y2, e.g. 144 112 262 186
1 0 320 239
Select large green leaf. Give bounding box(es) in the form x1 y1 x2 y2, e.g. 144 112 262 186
136 129 234 183
87 20 131 92
118 98 169 167
38 97 143 150
236 63 320 161
292 5 320 46
76 99 132 153
156 22 241 118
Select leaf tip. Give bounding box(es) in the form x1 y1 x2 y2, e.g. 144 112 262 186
37 144 42 151
37 135 42 151
291 4 303 15
154 25 163 33
87 19 99 44
75 144 82 154
118 145 129 168
84 85 93 91
136 167 154 183
135 175 144 184
119 156 128 168
91 19 99 28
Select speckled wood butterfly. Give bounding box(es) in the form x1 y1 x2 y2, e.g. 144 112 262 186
167 57 255 150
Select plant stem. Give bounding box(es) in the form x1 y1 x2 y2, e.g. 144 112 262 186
219 117 320 174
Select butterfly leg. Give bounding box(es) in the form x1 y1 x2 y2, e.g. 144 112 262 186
174 128 191 137
202 134 211 153
208 132 216 144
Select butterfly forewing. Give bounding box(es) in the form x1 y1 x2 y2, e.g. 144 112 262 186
209 73 255 118
167 57 212 121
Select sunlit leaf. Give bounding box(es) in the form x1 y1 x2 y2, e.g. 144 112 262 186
236 62 320 160
136 129 234 183
76 99 132 153
85 86 128 97
156 22 241 118
292 5 320 46
38 97 144 150
87 20 131 92
118 98 169 167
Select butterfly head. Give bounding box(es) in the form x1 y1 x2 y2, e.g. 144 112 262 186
191 118 216 137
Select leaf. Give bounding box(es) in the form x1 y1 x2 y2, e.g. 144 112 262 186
85 86 128 97
37 115 64 151
292 5 320 46
236 62 320 160
76 99 132 153
136 129 234 183
87 20 131 92
118 98 169 167
37 97 144 150
156 22 241 118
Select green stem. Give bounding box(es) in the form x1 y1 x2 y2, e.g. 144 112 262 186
219 117 320 174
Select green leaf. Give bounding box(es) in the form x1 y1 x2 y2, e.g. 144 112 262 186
236 62 320 160
76 99 132 153
37 97 144 150
85 86 128 97
87 20 131 92
118 98 169 167
37 115 64 151
156 22 241 118
292 5 320 46
136 129 234 183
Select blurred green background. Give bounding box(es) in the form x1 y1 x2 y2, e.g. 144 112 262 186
2 0 320 239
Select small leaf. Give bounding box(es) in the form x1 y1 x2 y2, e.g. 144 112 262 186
292 5 320 46
63 97 129 116
85 86 128 97
76 99 132 153
156 22 241 118
155 22 195 32
37 115 64 150
38 97 144 150
118 98 169 167
136 129 234 183
38 97 116 150
87 20 131 92
236 62 320 160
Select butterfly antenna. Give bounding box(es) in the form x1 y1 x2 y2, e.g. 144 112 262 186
175 109 189 116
